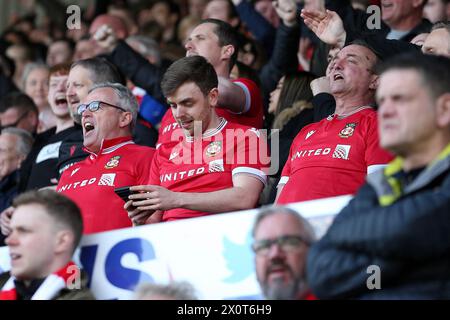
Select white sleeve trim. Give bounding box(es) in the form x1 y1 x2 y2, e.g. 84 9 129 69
367 164 386 175
231 81 251 114
232 167 267 185
278 176 289 186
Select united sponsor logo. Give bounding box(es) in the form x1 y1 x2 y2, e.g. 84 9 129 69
98 173 116 186
339 123 357 138
105 156 121 169
160 167 205 183
332 144 351 160
291 148 332 161
58 178 97 191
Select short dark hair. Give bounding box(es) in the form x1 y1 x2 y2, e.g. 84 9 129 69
378 52 450 100
13 190 83 253
71 57 125 85
161 55 218 97
0 92 38 115
199 18 239 72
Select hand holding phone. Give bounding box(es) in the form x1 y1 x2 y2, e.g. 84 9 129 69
114 186 134 202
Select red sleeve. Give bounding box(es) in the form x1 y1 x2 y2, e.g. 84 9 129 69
231 78 264 128
148 149 161 186
137 147 156 185
232 127 268 185
279 143 293 185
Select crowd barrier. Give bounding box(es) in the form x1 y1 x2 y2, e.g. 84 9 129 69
0 195 352 299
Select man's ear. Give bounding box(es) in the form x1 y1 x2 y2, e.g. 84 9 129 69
119 112 133 128
436 93 450 128
54 230 74 254
208 87 219 107
221 44 235 62
369 74 379 91
412 0 425 9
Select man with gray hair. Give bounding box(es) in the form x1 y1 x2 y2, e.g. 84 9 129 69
0 127 33 245
55 83 155 234
252 206 316 300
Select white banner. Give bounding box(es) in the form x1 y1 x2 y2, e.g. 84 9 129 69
0 195 352 300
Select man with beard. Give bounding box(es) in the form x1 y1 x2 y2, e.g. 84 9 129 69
252 207 316 300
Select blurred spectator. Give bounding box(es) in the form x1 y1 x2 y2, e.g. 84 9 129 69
46 38 75 67
134 281 198 300
382 0 432 41
203 0 240 28
276 43 393 204
263 71 316 204
252 206 316 300
188 0 209 19
66 19 89 43
5 43 34 90
18 63 77 192
255 0 280 28
125 35 166 127
108 4 139 36
0 190 95 300
73 35 99 61
422 21 450 56
307 53 450 299
178 15 202 46
126 56 267 224
0 128 33 214
57 83 155 234
0 92 39 135
149 1 182 46
89 14 129 42
22 62 56 133
423 0 449 23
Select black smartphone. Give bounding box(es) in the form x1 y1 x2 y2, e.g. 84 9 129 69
114 186 134 202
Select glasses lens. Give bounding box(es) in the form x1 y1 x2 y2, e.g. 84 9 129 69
88 101 100 112
77 104 86 115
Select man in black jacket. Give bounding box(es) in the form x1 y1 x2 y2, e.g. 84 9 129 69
307 53 450 299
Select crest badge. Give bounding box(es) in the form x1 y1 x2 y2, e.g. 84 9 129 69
105 156 121 169
205 141 222 157
339 123 357 138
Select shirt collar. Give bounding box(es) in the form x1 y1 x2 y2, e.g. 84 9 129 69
84 136 134 156
185 118 227 143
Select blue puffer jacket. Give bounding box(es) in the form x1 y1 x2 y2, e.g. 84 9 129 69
307 144 450 299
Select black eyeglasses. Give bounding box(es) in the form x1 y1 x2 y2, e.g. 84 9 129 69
252 235 310 256
77 101 127 115
0 110 29 131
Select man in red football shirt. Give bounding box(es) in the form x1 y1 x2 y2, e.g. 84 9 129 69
57 83 155 234
157 19 264 148
126 56 268 224
276 43 393 204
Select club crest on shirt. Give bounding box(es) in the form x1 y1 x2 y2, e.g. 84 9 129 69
339 123 357 138
105 156 121 169
205 141 222 157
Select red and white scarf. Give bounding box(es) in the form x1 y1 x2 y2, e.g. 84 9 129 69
0 261 77 300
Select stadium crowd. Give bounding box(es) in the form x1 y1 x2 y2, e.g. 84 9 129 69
0 0 449 300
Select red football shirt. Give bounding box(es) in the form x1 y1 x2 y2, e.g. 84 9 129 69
156 78 263 148
277 108 393 204
57 137 155 234
150 118 269 221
